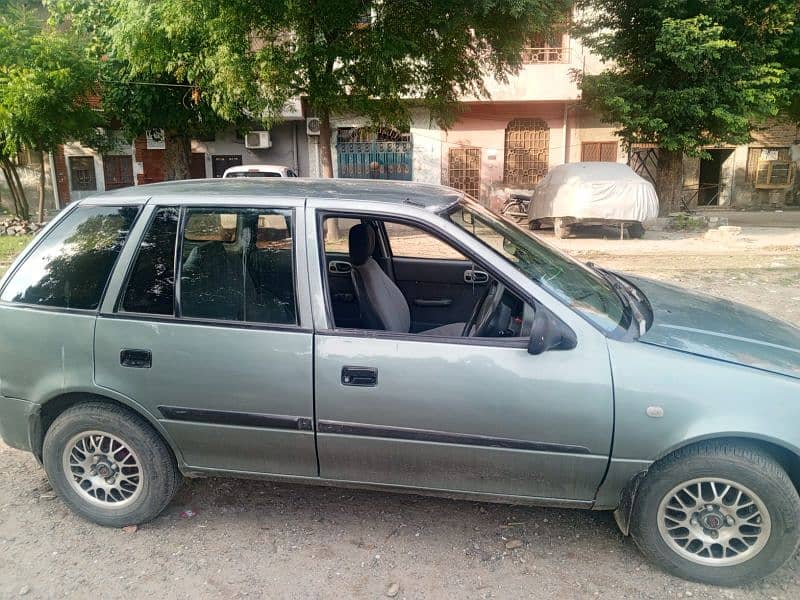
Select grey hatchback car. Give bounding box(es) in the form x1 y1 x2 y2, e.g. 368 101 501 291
1 179 799 586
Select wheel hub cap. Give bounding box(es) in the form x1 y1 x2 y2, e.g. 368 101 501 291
61 431 143 508
657 477 771 566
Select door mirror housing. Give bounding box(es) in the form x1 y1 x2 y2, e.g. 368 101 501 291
527 309 577 355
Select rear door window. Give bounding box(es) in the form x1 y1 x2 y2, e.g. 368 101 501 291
120 207 179 315
179 207 297 325
1 205 139 310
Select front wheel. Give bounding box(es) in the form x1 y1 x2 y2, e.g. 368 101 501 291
631 441 800 586
43 402 182 527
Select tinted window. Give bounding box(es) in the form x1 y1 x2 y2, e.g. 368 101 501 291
179 208 296 325
120 207 178 315
1 206 139 309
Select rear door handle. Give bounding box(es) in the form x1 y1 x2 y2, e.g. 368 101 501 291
329 260 352 274
120 349 152 369
341 366 378 387
464 269 489 284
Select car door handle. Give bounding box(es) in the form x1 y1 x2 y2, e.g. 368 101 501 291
120 349 152 369
341 366 378 387
413 298 453 307
329 260 352 274
464 269 489 284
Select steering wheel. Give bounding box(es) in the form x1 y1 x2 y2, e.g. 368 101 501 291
462 281 507 337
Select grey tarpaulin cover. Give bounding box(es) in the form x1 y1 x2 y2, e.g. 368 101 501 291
527 162 659 222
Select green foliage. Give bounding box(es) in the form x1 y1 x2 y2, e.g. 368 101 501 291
106 0 570 131
577 0 798 154
0 1 103 155
46 0 235 143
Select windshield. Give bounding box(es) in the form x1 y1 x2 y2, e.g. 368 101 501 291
446 200 629 334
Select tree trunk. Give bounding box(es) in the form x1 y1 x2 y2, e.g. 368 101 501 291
1 157 30 221
655 149 685 215
318 112 334 178
164 133 191 181
37 151 46 224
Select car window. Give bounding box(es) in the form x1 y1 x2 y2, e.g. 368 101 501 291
120 207 179 315
322 217 361 254
385 222 466 260
179 207 296 325
1 205 139 310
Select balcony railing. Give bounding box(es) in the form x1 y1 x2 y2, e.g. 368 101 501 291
521 46 570 64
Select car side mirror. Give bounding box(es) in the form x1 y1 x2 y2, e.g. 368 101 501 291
527 309 577 355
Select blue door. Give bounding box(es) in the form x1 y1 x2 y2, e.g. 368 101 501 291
336 128 413 181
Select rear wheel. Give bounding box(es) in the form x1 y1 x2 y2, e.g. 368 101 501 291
628 222 646 239
501 201 528 224
631 441 800 586
43 402 181 527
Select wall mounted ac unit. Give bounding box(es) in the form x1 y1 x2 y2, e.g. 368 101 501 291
306 118 321 136
244 131 272 149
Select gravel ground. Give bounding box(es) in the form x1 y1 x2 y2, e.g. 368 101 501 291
2 225 800 599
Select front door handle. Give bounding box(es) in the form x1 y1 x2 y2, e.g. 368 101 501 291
464 269 489 284
120 349 152 369
341 366 378 387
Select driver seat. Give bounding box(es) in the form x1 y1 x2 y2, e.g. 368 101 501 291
348 224 465 336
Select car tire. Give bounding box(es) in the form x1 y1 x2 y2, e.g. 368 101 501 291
528 219 542 231
630 441 800 586
628 222 646 239
43 402 182 527
553 218 570 239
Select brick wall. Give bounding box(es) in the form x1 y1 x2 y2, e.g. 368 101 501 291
133 135 166 185
53 145 70 206
749 119 799 147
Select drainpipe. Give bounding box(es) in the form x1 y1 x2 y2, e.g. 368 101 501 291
292 121 300 174
48 151 60 210
563 104 570 164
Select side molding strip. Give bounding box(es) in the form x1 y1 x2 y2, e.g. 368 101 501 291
158 406 313 431
317 420 592 455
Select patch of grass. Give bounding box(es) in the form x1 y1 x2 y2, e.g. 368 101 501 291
0 235 33 277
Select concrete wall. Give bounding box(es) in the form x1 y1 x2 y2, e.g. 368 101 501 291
192 122 306 176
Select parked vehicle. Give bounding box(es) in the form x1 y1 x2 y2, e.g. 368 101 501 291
2 178 800 586
500 192 531 224
527 162 659 238
222 164 298 178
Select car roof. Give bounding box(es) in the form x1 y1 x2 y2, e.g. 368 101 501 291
92 178 464 211
223 164 288 173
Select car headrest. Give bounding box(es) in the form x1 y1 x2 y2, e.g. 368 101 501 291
348 224 375 266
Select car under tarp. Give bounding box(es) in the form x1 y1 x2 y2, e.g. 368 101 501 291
527 162 659 224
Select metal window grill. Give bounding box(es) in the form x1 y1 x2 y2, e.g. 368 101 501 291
448 147 481 199
503 118 549 187
69 156 97 191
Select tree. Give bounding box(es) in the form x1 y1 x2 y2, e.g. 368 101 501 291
577 1 798 213
108 0 570 177
0 1 102 221
47 0 236 180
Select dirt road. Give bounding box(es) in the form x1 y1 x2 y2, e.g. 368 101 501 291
2 226 800 599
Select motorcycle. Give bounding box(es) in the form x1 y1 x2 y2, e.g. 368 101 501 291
500 192 531 224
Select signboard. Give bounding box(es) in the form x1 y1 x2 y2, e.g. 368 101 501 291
146 129 166 150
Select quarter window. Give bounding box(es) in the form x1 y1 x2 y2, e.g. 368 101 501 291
179 207 296 325
1 206 139 309
120 207 179 315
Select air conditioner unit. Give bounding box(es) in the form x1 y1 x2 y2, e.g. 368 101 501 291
244 131 272 149
306 117 321 136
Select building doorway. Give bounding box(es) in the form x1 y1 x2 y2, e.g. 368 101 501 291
448 147 481 198
698 149 735 206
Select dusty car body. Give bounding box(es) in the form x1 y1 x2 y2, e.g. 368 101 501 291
222 164 298 178
527 162 660 238
0 179 799 586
